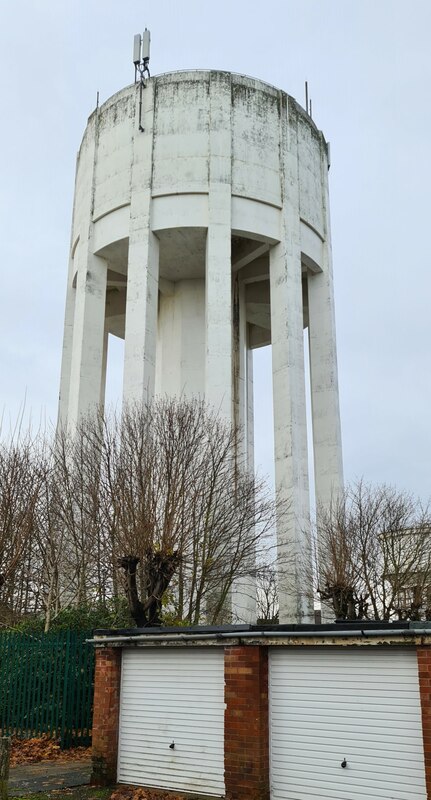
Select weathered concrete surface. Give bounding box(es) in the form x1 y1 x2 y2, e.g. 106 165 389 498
58 70 344 624
8 761 91 795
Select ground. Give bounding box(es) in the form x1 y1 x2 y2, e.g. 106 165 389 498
8 738 216 800
10 787 213 800
10 737 91 767
9 788 111 800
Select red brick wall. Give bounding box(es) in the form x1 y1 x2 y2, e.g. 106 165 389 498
417 647 431 799
224 645 270 800
91 647 122 785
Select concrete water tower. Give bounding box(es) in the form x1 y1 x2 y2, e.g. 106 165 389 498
58 39 343 623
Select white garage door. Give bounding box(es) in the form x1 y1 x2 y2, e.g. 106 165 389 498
270 647 426 800
118 647 225 797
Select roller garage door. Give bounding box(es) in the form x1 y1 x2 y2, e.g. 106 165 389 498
270 647 426 800
118 647 225 796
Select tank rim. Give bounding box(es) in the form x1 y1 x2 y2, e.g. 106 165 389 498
83 68 324 152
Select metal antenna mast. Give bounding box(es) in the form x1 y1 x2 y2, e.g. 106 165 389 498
133 29 151 131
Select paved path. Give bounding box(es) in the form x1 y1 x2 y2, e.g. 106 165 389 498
9 760 91 795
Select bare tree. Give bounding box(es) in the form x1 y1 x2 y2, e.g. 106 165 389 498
314 481 431 621
256 565 279 624
0 399 278 628
99 399 278 626
0 432 45 621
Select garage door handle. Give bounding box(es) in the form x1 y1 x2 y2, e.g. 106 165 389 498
169 741 175 750
341 758 347 768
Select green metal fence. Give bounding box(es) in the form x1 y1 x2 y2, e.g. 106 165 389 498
0 630 94 748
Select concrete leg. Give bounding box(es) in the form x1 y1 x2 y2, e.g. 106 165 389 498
307 270 343 508
123 230 159 405
246 345 255 470
307 265 343 624
270 242 313 624
99 327 109 409
67 253 107 428
123 80 157 407
58 280 76 428
230 283 257 624
205 72 232 420
205 189 232 419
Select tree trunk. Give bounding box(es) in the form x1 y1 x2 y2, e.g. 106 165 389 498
118 556 147 626
118 551 180 627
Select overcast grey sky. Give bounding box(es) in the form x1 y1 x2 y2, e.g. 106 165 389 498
1 0 430 500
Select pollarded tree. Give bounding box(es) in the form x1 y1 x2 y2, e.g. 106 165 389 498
97 398 278 626
314 481 431 621
0 400 279 629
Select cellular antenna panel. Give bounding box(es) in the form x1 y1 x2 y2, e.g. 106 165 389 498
142 29 151 61
133 34 141 66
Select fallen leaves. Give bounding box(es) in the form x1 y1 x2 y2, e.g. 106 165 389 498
9 742 220 800
10 735 91 766
110 787 198 800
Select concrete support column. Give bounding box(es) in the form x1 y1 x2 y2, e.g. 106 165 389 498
308 144 343 509
271 97 313 624
239 279 248 456
67 250 107 428
308 268 343 503
308 144 344 623
156 280 206 398
99 327 109 408
206 73 255 622
246 346 255 470
233 275 242 439
59 112 99 430
205 72 232 420
123 83 158 405
233 276 249 459
231 279 256 624
58 277 76 428
178 280 206 397
156 288 181 397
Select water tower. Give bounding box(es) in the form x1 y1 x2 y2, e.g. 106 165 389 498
58 38 343 623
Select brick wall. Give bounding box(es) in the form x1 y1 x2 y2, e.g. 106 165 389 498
91 647 122 785
224 645 270 800
417 647 431 799
90 641 429 799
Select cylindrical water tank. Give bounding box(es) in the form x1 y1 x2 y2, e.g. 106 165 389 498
59 70 343 623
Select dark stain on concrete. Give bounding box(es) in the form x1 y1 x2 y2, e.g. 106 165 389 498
9 761 91 796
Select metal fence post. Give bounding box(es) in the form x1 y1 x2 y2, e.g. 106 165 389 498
0 630 94 749
60 630 71 749
0 736 11 800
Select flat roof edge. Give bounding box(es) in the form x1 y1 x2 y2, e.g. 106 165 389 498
88 621 431 647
